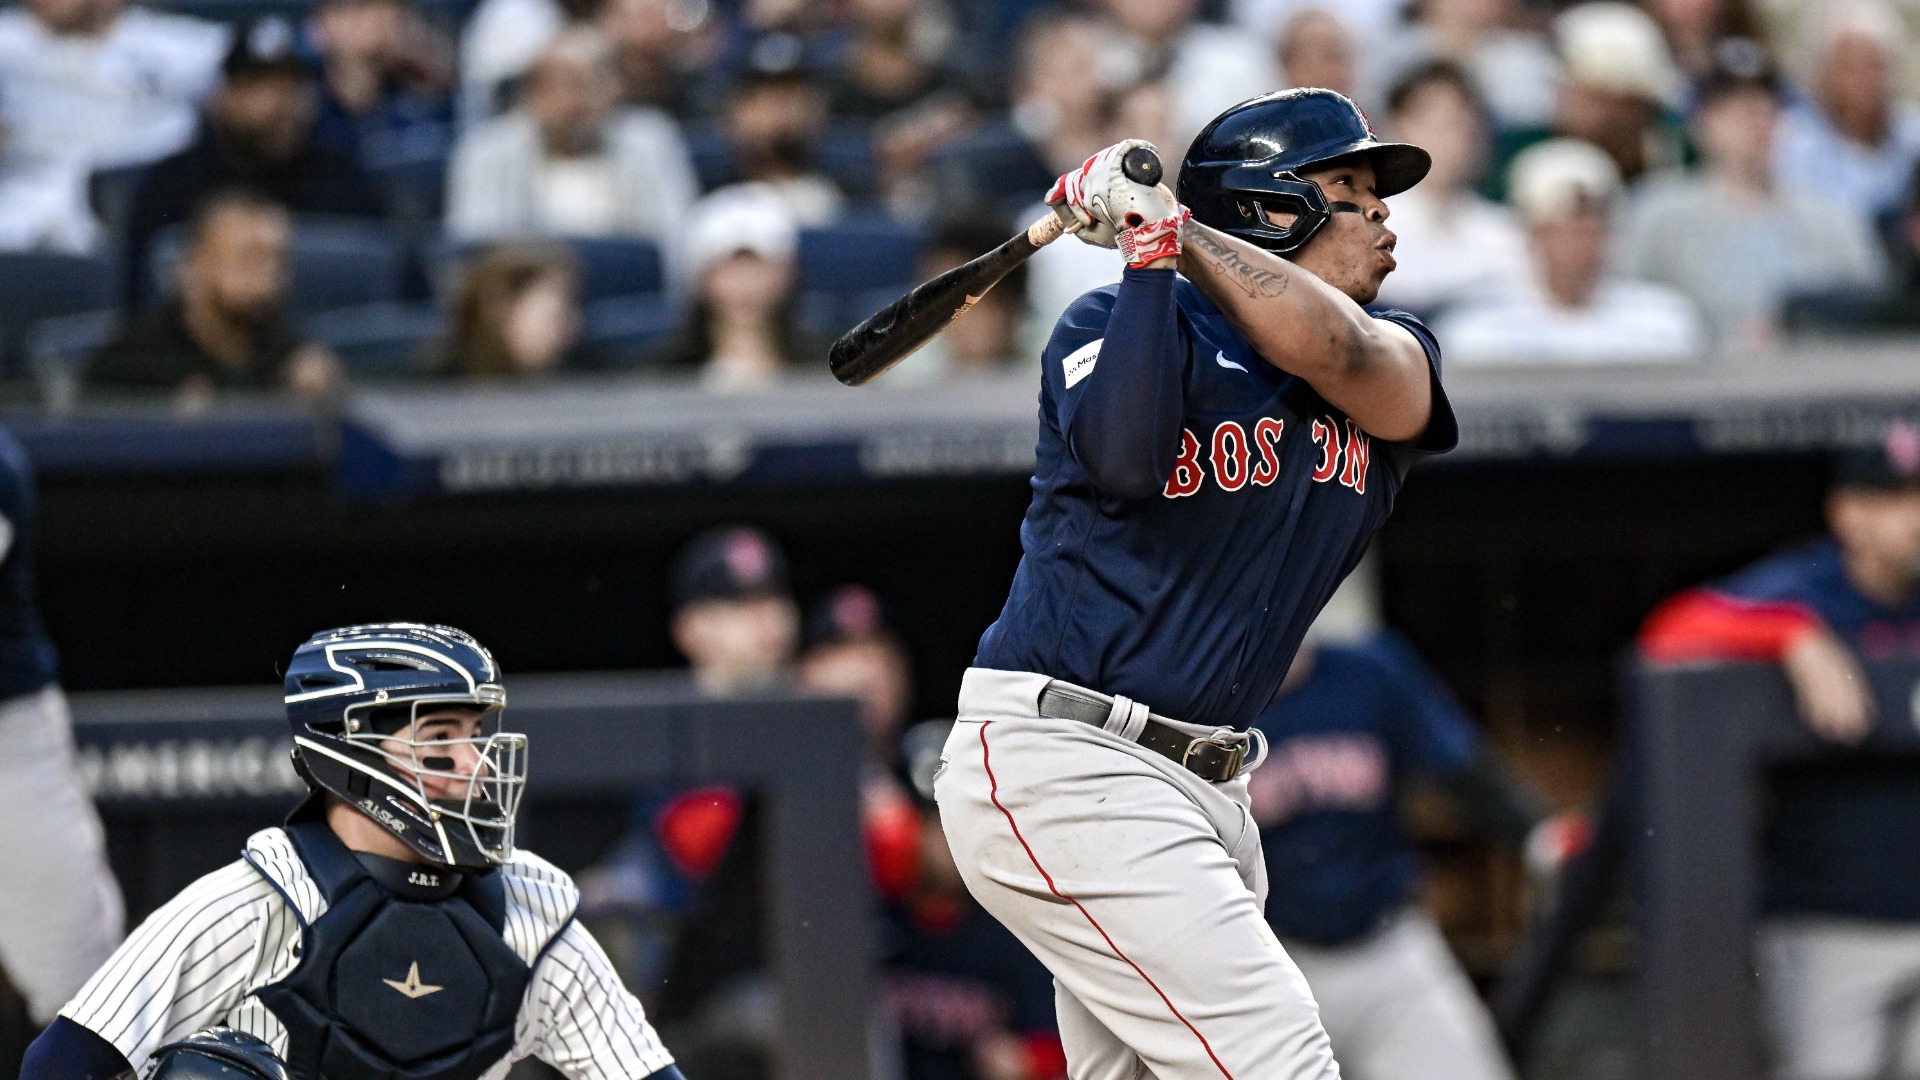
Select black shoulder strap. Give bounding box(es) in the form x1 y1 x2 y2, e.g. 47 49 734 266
457 869 508 934
285 820 371 906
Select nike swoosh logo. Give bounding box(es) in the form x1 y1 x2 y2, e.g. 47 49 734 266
1216 350 1248 373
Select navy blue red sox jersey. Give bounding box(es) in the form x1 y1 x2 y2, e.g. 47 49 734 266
974 276 1457 731
1643 539 1920 919
1247 632 1481 945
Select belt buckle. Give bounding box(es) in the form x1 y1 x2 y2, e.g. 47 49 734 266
1181 735 1245 781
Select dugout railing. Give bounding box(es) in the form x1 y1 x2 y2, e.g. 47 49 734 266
1497 656 1920 1080
63 673 873 1080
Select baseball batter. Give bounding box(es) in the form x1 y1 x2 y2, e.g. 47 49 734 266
21 624 683 1080
933 89 1456 1080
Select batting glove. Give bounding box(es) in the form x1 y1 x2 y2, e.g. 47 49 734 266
1048 139 1180 251
1118 205 1190 269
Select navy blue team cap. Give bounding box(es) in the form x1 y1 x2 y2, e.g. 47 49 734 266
1834 421 1920 490
670 526 791 606
803 583 893 651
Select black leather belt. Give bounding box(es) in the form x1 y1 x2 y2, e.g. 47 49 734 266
1036 685 1247 782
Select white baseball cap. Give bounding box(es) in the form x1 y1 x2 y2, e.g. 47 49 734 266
1508 138 1622 224
682 183 800 275
1555 2 1683 107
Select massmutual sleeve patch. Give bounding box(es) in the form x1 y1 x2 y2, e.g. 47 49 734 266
1062 337 1103 389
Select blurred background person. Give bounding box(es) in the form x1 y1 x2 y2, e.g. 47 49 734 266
1272 7 1357 101
927 11 1126 226
304 0 455 171
1640 423 1920 1080
90 190 342 407
596 0 722 117
1621 41 1883 355
440 241 582 378
1374 60 1528 318
705 58 845 226
0 428 123 1035
1378 0 1559 132
124 19 386 300
1440 138 1703 366
1826 159 1920 332
652 184 823 391
1644 0 1764 89
1485 2 1684 201
1249 566 1563 1080
0 0 227 252
446 26 697 265
1096 0 1275 153
887 219 1031 382
668 524 800 697
1774 1 1920 236
889 720 1065 1080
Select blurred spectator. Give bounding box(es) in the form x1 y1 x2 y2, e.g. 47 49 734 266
1832 161 1920 331
125 19 386 299
90 190 342 407
889 219 1030 382
306 0 455 169
1439 138 1703 365
1774 1 1920 230
1374 61 1528 316
887 720 1065 1080
653 184 827 390
709 62 845 226
1640 424 1920 1080
1274 8 1356 100
1097 0 1277 151
441 242 582 378
799 584 914 767
455 0 583 123
0 0 226 252
1621 43 1883 353
1379 0 1559 131
447 27 698 264
597 0 722 116
1250 570 1553 1080
1233 0 1399 56
1484 2 1684 200
927 12 1127 223
668 525 800 695
1644 0 1763 87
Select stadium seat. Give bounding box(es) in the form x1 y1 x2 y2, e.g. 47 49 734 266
147 216 408 318
796 215 922 337
304 302 444 379
579 292 681 370
427 236 666 305
0 252 118 373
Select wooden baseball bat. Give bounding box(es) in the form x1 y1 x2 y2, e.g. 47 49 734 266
829 146 1164 387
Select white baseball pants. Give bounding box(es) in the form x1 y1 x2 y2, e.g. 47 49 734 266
0 685 123 1022
935 668 1340 1080
1280 908 1516 1080
1761 916 1920 1080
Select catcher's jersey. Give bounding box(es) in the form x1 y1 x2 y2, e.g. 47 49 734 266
58 827 673 1080
974 277 1457 731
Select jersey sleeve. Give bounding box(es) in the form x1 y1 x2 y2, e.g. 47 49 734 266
521 921 675 1080
1368 310 1458 480
59 861 281 1071
1043 275 1194 499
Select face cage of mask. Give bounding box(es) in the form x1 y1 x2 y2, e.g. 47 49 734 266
339 695 528 864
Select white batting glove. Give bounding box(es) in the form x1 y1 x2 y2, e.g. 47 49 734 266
1047 139 1182 251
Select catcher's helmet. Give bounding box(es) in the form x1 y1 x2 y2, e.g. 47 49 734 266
285 623 525 870
1178 88 1431 255
150 1029 291 1080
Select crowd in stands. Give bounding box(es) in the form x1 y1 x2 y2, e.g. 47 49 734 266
1 0 1919 406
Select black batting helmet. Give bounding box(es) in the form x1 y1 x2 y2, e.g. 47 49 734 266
1178 88 1431 255
150 1029 291 1080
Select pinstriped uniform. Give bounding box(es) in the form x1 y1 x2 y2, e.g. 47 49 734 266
60 827 674 1080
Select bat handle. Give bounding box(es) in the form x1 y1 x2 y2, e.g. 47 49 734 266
1121 146 1163 187
1026 211 1080 248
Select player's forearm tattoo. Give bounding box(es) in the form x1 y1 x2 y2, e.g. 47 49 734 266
1187 228 1289 298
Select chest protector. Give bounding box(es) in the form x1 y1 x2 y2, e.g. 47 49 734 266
253 822 531 1080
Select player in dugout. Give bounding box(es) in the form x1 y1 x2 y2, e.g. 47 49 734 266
21 623 687 1080
1640 422 1920 1080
